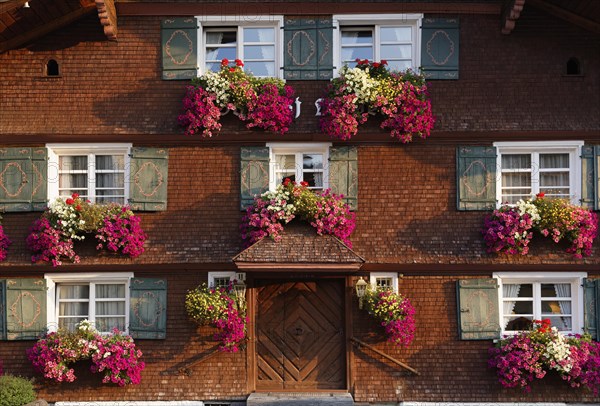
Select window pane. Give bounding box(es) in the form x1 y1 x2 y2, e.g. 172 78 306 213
542 300 571 314
60 174 87 189
244 45 275 60
380 44 412 59
302 173 323 188
540 153 569 169
546 316 572 331
541 283 571 298
502 154 531 169
303 154 323 170
276 154 296 170
244 28 274 43
59 302 89 316
504 316 533 330
59 317 87 332
376 277 393 288
213 277 231 288
206 62 225 72
244 61 274 77
96 317 126 333
59 285 89 299
503 283 532 298
206 47 237 62
341 30 373 45
380 27 411 42
342 47 373 62
96 155 124 171
278 174 295 184
96 284 125 299
511 301 533 314
59 156 87 171
206 31 236 45
502 173 531 188
96 302 125 316
96 173 124 188
387 60 411 72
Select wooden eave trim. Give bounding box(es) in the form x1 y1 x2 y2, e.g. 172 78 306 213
0 4 96 53
0 130 597 146
116 2 502 16
96 0 117 40
362 263 600 274
501 0 525 35
234 262 364 271
527 0 600 34
0 0 28 15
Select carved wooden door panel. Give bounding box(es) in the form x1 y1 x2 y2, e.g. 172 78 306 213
256 280 346 390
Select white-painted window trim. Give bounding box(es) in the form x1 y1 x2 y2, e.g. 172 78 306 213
493 141 584 207
332 13 423 76
45 272 134 334
267 142 332 192
369 272 399 293
196 15 284 78
208 271 236 288
46 143 132 205
493 272 586 336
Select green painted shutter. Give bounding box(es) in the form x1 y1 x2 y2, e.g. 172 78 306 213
283 17 333 80
0 280 5 340
240 147 269 210
161 17 198 80
581 145 600 210
129 278 167 339
0 147 47 212
456 279 501 340
457 146 497 211
583 278 600 340
6 279 46 340
421 18 459 80
129 147 168 211
329 146 358 211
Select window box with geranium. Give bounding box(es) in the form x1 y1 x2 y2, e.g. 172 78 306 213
241 179 356 248
27 320 145 386
489 319 600 394
185 282 247 352
362 286 416 347
178 59 297 137
319 59 435 142
482 193 598 258
26 194 147 266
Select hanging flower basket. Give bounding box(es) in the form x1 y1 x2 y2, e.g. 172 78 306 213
319 59 435 142
0 215 11 262
185 282 247 352
362 286 416 347
178 59 296 137
241 179 356 248
482 193 598 258
489 319 600 394
26 194 147 266
27 320 145 386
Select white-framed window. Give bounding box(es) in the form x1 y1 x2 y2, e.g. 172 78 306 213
45 272 133 334
47 144 131 204
332 14 422 75
267 143 331 192
493 141 583 206
494 272 586 335
208 272 236 289
369 272 399 293
198 15 284 78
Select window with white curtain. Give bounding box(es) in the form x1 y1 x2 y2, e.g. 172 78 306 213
494 141 583 206
208 272 235 289
45 272 133 334
267 143 331 192
47 144 131 204
198 16 283 78
494 272 586 335
369 272 399 293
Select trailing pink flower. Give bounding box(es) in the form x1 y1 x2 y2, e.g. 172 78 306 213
245 84 295 134
363 289 415 347
96 208 147 258
0 225 11 262
482 208 534 255
178 85 222 137
26 217 79 267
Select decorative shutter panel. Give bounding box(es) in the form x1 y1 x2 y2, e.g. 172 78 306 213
457 146 497 211
329 146 358 211
129 278 167 339
6 279 46 340
161 17 198 80
0 147 47 212
583 278 599 340
421 18 459 80
581 145 600 210
129 147 168 211
283 17 334 80
456 279 501 340
240 147 269 210
0 280 5 340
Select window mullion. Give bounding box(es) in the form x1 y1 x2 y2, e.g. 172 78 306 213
238 26 244 61
296 152 303 183
531 152 540 195
373 26 380 61
89 282 96 326
533 282 541 321
88 153 96 202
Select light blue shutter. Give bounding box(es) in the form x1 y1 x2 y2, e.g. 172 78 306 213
0 280 5 340
457 279 501 340
161 17 198 80
240 147 269 210
421 18 459 80
329 146 358 211
6 279 47 340
283 17 334 80
584 278 599 340
581 145 600 210
129 278 167 339
457 146 497 210
0 147 47 212
129 147 168 211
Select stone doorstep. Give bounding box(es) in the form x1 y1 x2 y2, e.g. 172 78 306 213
246 392 354 406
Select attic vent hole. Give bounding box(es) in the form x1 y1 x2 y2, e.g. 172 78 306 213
46 59 59 76
566 57 581 75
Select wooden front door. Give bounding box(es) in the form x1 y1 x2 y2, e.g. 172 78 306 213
255 280 346 390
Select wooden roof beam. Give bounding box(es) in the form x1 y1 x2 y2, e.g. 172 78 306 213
95 0 117 40
0 0 29 15
0 4 96 53
501 0 526 35
527 0 600 34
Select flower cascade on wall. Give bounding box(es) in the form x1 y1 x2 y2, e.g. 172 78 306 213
489 319 600 394
0 214 11 262
185 282 247 352
27 320 145 386
362 286 416 347
241 179 356 248
178 59 296 137
482 193 598 258
26 194 147 266
319 59 435 142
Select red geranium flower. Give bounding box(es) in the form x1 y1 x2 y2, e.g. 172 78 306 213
372 62 380 68
221 58 229 66
235 59 244 67
72 193 79 199
65 198 74 205
229 67 236 72
300 181 309 187
283 178 291 186
536 192 545 198
75 205 82 211
380 59 388 65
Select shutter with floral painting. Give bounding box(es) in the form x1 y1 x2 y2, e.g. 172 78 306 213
329 146 358 211
0 147 47 212
583 278 600 340
456 279 501 340
129 278 167 339
283 17 334 80
581 145 599 210
240 147 270 210
421 18 459 80
5 279 47 340
128 147 168 211
456 146 497 211
162 17 198 80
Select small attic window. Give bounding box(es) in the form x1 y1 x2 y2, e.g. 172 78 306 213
566 57 581 75
45 59 60 76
